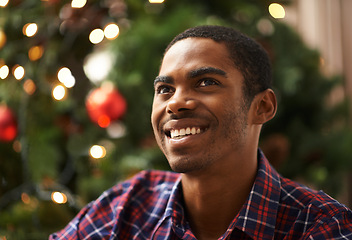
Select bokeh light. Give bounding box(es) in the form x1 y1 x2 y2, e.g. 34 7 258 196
71 0 87 8
23 23 38 37
51 191 67 204
52 85 66 101
58 67 75 88
13 65 25 80
23 79 36 95
89 145 106 159
0 0 9 7
0 29 6 48
28 45 44 61
104 23 120 40
0 64 9 79
89 29 104 44
149 0 164 3
21 193 31 204
107 121 127 138
269 3 285 19
84 50 114 84
58 67 71 81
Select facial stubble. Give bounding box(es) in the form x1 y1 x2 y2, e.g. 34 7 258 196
159 102 249 174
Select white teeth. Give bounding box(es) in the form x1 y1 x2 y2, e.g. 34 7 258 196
179 128 186 135
191 128 196 134
169 127 202 139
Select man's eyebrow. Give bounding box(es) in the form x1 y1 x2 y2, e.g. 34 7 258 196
188 67 227 78
154 76 173 86
153 67 226 86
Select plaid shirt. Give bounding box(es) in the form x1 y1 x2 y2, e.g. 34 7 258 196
50 150 352 239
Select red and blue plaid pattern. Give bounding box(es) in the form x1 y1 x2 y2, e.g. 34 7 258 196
50 150 352 239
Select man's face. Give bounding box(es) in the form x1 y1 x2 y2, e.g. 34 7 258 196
151 38 250 173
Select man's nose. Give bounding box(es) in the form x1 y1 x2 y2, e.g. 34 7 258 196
166 89 197 114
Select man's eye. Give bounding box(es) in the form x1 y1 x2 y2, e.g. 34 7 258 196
198 78 219 87
156 85 174 94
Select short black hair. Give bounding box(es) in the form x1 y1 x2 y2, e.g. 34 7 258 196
165 25 272 106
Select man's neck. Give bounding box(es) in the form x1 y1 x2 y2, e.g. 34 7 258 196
180 153 257 240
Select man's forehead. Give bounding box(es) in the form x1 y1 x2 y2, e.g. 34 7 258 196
159 38 235 78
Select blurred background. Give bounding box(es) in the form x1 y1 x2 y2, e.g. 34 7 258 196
0 0 351 239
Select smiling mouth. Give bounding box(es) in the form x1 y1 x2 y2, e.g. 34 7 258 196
166 127 204 139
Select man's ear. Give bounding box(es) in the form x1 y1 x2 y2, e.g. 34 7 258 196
250 89 277 125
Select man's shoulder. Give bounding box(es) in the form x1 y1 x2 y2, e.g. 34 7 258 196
80 170 180 229
49 170 181 239
259 151 350 219
279 176 351 222
281 177 346 208
275 176 352 238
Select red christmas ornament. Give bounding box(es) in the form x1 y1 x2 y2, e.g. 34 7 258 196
0 105 18 142
85 86 127 128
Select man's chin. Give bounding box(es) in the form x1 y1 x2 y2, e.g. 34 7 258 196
168 158 205 174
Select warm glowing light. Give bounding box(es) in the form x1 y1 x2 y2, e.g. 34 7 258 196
0 29 6 48
28 45 44 61
89 145 106 159
21 193 31 204
23 23 38 37
52 85 66 100
0 64 9 79
104 23 120 40
149 0 164 3
58 67 75 88
58 67 71 80
63 75 75 88
269 3 285 19
23 79 36 95
51 191 67 204
0 0 9 7
89 29 104 44
13 65 25 80
84 51 114 84
71 0 87 8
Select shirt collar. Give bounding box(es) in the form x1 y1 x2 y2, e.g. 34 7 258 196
161 149 282 240
232 149 281 239
162 175 190 237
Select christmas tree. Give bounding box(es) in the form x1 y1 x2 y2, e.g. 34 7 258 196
1 0 351 238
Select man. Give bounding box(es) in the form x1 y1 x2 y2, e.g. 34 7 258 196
50 25 352 239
